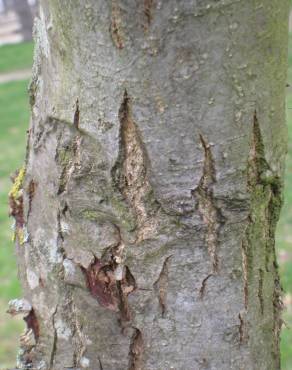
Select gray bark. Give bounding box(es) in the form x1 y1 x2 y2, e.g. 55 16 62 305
8 1 289 369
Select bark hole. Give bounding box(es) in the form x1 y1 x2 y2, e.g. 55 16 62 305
24 309 40 341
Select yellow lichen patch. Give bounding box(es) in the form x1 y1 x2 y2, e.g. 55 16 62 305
17 228 25 246
9 166 26 200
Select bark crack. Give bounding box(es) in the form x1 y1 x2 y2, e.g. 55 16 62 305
258 268 264 315
193 134 223 272
144 0 154 29
98 357 104 370
153 256 172 317
49 305 58 369
241 238 249 309
238 313 245 345
113 90 158 242
128 328 144 370
57 134 82 195
110 0 125 49
199 273 213 299
73 98 80 130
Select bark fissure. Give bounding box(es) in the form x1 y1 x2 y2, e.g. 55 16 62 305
98 357 104 370
144 0 154 29
241 238 249 309
153 256 172 317
128 328 144 370
193 134 223 272
242 111 285 366
73 99 80 130
49 306 58 369
258 268 264 315
27 179 37 218
110 0 125 49
199 273 213 299
113 90 158 242
238 313 245 345
57 134 82 195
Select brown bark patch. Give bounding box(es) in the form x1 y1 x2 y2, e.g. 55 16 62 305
128 329 144 370
27 179 37 217
110 0 125 49
144 0 154 29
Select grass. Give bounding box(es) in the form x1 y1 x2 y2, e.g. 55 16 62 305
0 42 33 74
1 35 292 368
0 79 29 368
276 31 292 370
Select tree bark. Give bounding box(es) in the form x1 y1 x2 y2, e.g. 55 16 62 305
9 1 289 369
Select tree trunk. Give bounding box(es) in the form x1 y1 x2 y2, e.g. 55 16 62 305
9 1 289 369
13 0 33 41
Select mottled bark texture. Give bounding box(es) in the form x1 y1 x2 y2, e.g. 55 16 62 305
8 1 289 369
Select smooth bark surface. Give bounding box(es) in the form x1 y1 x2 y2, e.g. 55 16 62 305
9 1 289 369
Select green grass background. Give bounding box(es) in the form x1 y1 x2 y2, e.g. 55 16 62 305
0 35 292 368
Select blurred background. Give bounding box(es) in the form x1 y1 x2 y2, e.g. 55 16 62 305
0 1 292 369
